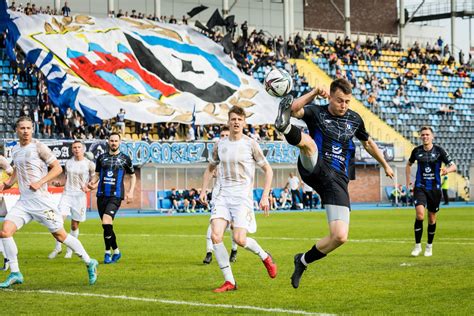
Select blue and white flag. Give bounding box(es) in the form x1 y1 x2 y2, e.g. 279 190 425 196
0 5 279 125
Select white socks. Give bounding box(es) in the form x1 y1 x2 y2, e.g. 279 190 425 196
62 234 90 264
231 236 238 252
206 225 213 253
244 237 268 260
2 237 19 272
54 240 62 252
114 248 120 255
213 242 235 285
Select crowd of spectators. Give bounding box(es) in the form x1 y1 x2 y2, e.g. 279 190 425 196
3 3 473 142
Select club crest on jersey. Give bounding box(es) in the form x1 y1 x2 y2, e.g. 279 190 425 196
107 171 114 177
425 167 431 173
346 123 352 130
332 145 343 155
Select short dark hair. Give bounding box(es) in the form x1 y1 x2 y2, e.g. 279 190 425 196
109 132 122 140
221 126 230 132
16 116 33 127
72 140 84 146
330 78 352 95
419 126 434 134
228 106 246 119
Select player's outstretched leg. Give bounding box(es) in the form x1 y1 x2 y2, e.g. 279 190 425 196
54 230 98 285
0 241 8 271
275 95 294 133
234 228 277 279
0 237 23 288
65 226 79 259
211 219 236 292
203 224 213 264
292 211 348 289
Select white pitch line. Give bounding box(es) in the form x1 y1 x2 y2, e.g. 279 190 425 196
19 232 474 245
4 289 334 316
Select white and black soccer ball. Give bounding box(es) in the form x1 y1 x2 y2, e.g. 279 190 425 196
264 68 293 97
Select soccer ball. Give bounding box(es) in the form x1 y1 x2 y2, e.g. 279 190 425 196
264 68 293 97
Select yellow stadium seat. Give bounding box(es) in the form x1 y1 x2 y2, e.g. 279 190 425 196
132 133 139 140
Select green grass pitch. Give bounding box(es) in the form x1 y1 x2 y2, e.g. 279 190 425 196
1 207 472 315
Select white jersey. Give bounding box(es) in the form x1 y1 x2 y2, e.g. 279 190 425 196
209 135 268 199
11 139 57 200
288 176 300 190
0 155 13 174
64 157 95 194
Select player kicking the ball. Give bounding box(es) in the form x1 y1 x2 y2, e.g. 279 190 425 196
275 79 394 289
199 106 277 292
0 117 98 288
48 140 96 259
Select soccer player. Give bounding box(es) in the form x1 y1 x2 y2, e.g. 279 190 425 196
0 154 14 270
199 106 277 292
202 127 238 265
406 126 456 257
88 132 136 264
275 78 394 289
48 141 95 259
0 117 98 288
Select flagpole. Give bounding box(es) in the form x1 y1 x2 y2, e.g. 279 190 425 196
154 0 160 20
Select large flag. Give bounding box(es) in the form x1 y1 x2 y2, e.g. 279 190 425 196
0 8 279 125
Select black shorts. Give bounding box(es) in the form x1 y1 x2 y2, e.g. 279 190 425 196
97 196 122 220
413 187 441 213
297 157 350 209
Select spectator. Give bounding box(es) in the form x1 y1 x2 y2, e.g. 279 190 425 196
9 74 19 97
287 172 302 210
61 1 71 17
53 107 64 136
441 65 454 76
115 108 126 135
453 88 462 98
170 188 181 211
42 103 54 137
302 182 314 209
279 187 292 209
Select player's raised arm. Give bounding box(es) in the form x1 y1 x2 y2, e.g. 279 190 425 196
360 138 394 179
290 87 329 119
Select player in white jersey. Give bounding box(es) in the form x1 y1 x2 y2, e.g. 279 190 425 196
202 127 238 265
48 140 95 259
199 106 277 292
0 117 98 288
0 155 14 271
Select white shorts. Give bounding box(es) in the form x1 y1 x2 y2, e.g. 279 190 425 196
59 193 87 222
210 195 256 233
5 196 64 233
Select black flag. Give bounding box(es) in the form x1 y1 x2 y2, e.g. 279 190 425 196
187 5 208 18
206 9 225 29
221 33 233 55
224 15 235 28
195 20 214 35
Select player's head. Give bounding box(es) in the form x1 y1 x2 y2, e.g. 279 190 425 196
220 126 230 138
108 132 122 152
16 116 33 143
71 140 85 159
227 106 246 135
328 78 352 116
419 126 434 146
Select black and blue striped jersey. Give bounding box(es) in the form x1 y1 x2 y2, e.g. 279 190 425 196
409 145 453 190
95 152 134 199
303 104 369 179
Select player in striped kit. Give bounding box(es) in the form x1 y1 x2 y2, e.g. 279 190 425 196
0 117 98 288
199 106 277 292
48 140 96 259
202 127 238 265
0 155 14 270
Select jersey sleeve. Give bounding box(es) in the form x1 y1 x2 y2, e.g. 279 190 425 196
438 146 454 166
0 156 13 175
124 155 135 174
251 139 268 167
208 142 220 166
36 142 57 165
408 148 417 164
302 105 319 125
354 115 369 141
88 160 96 178
95 155 102 172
